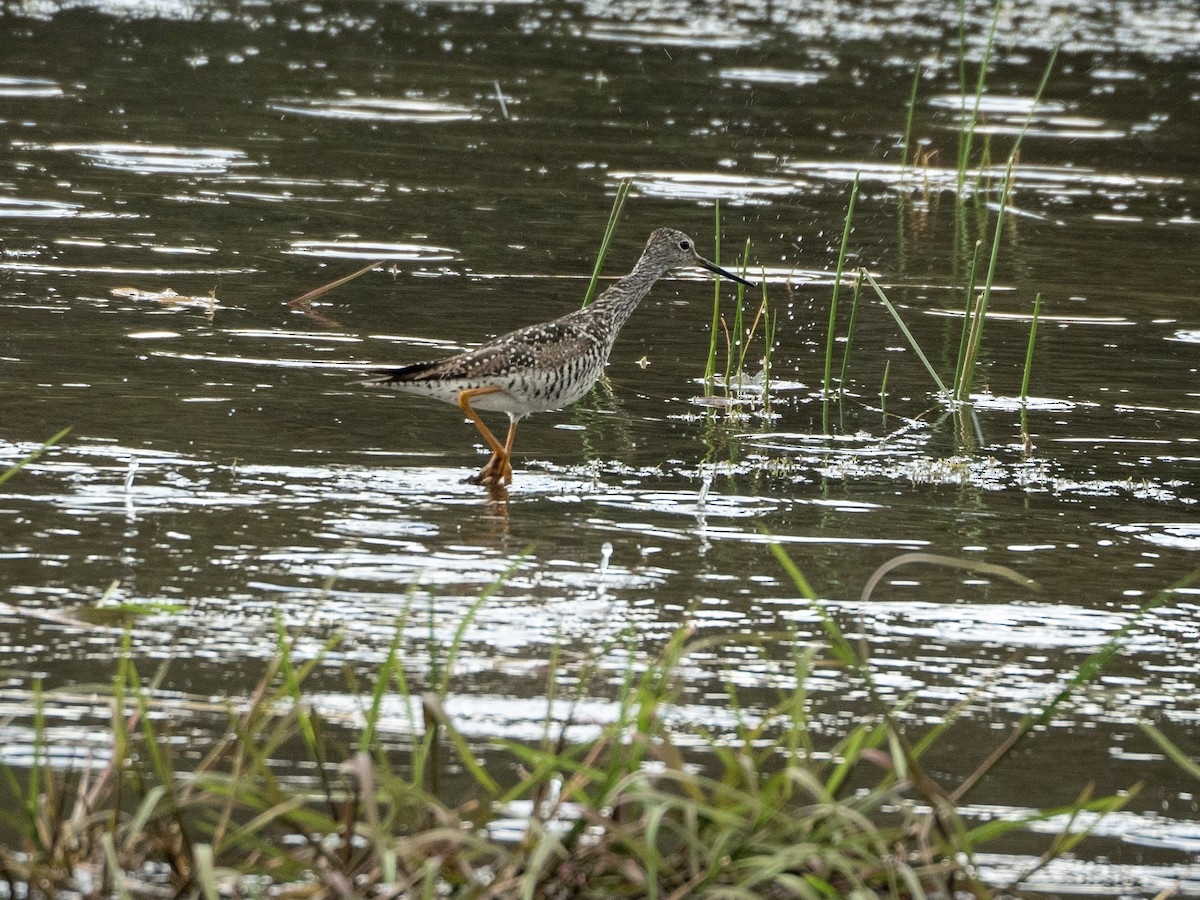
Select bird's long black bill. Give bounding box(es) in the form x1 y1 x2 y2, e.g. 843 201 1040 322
696 256 757 289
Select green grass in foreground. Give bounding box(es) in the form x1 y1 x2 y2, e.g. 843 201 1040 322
3 549 1189 900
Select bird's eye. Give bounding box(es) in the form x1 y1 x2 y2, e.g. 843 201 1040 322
678 240 690 250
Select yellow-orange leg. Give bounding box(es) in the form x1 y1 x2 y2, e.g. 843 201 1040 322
477 418 517 484
477 419 518 485
457 386 514 485
498 419 518 481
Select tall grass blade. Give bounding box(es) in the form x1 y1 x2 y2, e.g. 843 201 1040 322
726 239 749 391
359 600 412 754
287 257 388 309
762 288 776 412
823 173 860 430
437 554 525 695
837 272 864 397
1020 292 1042 401
825 725 870 796
128 664 179 797
1140 722 1200 781
26 680 45 829
900 64 922 175
955 293 988 401
956 0 1003 197
953 240 983 387
421 695 500 795
1004 786 1130 891
704 200 723 393
100 833 133 900
1032 574 1196 729
768 542 863 674
0 426 71 487
952 572 1198 805
956 161 1013 400
582 178 632 308
194 843 221 900
125 786 168 852
731 239 753 385
273 614 320 756
862 270 950 397
956 43 1059 399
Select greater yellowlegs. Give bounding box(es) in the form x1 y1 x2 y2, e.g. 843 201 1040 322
361 227 755 486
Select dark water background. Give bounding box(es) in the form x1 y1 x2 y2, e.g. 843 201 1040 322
2 0 1199 893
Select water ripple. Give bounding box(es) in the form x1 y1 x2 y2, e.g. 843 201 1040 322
268 96 478 123
610 170 797 205
719 67 825 87
27 141 252 175
0 197 83 218
285 240 457 261
0 75 64 98
586 19 755 49
777 160 1181 205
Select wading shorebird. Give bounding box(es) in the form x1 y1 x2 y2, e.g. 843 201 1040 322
360 227 756 486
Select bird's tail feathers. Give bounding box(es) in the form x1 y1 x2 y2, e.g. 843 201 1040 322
353 359 444 388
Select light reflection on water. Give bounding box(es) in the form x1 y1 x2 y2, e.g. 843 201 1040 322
268 96 479 124
1 0 1199 891
34 141 253 174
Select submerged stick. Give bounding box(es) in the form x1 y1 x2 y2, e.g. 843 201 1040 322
860 552 1039 603
288 258 388 308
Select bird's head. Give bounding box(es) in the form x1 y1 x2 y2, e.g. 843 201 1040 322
644 227 756 288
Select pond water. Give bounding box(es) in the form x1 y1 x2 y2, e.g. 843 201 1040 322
2 0 1199 893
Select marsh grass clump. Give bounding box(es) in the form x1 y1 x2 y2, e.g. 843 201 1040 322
1 550 1169 900
823 4 1061 418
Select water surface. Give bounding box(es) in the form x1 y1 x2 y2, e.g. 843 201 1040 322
2 0 1199 893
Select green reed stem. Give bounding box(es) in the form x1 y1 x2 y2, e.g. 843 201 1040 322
823 174 860 428
956 295 986 401
837 272 864 398
954 240 983 388
731 239 754 385
974 132 994 195
900 64 922 174
0 426 71 487
956 0 968 122
863 269 950 397
729 242 748 387
956 161 1013 401
763 299 776 413
880 358 891 410
1020 292 1042 401
704 201 723 394
954 42 1059 400
1142 721 1200 782
27 680 44 826
956 0 1003 197
582 178 632 308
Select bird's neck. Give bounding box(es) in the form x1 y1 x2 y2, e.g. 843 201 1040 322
590 255 668 337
